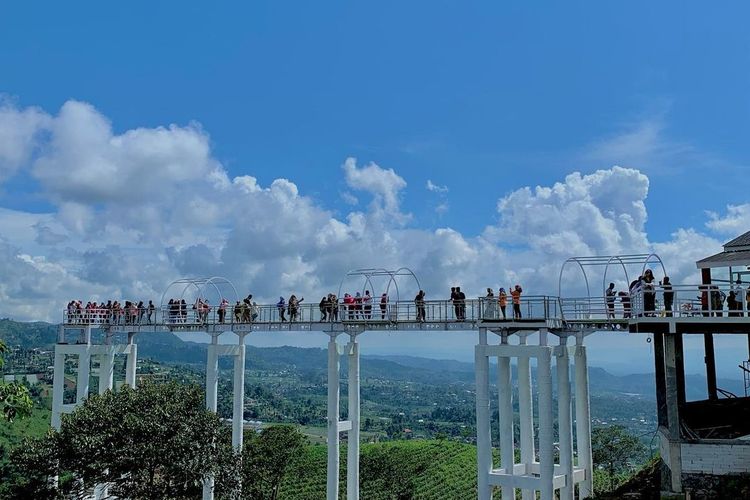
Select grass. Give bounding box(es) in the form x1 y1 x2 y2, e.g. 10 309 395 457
0 400 51 464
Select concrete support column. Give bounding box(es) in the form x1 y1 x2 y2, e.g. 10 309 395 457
537 346 554 500
51 348 65 430
327 334 341 500
498 334 515 500
664 332 683 493
99 347 115 394
232 333 246 450
125 333 137 388
557 338 574 500
203 336 220 500
574 339 593 499
76 346 91 403
475 328 492 500
517 334 535 500
347 336 360 500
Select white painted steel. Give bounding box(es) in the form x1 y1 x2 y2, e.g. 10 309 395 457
347 338 360 500
517 334 536 500
76 345 91 402
475 328 492 500
498 335 515 500
203 338 219 500
125 342 137 388
232 333 246 450
327 335 340 500
574 342 593 499
51 348 65 430
537 347 554 500
99 346 115 394
556 340 574 500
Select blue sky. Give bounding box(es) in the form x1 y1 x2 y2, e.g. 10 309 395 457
0 2 749 374
2 2 748 235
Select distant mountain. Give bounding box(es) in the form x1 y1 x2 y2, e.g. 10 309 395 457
0 319 58 349
1 319 744 399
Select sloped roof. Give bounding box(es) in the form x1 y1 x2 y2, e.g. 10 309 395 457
724 230 750 249
696 230 750 269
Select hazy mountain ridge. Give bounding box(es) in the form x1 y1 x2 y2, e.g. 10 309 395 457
0 319 743 398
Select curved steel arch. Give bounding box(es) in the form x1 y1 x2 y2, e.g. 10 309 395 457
337 267 421 306
558 257 591 300
602 256 630 298
160 276 239 309
641 253 667 281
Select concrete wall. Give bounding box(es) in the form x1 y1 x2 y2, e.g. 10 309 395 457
680 441 750 475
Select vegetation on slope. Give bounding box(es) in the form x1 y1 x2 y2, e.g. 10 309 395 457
279 440 478 500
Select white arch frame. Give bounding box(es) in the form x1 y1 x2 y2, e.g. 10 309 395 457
160 276 240 309
337 267 422 305
558 254 668 300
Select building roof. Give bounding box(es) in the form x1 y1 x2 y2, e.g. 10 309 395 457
724 230 750 250
696 230 750 269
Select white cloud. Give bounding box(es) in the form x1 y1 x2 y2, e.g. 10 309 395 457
706 204 750 237
0 97 736 322
0 98 50 180
426 180 448 193
342 157 409 222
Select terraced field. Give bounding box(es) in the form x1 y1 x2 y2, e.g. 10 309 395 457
279 440 477 499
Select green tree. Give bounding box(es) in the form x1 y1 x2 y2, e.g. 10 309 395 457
592 425 646 492
0 340 33 421
242 425 307 500
1 381 239 500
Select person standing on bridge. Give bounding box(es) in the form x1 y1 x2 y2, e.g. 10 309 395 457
498 288 507 320
277 296 286 322
456 287 466 320
661 277 673 317
380 293 388 320
218 298 229 323
415 290 426 322
606 283 616 321
485 288 496 319
319 296 328 321
363 290 373 320
511 285 522 319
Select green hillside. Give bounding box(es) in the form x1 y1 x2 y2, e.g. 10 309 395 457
279 440 477 500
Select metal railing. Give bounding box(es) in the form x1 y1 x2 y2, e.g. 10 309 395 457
630 283 750 318
61 296 564 327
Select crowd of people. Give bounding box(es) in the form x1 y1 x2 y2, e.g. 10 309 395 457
65 285 527 326
603 270 750 319
66 300 156 325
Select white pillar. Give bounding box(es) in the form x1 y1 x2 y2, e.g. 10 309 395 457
347 336 360 500
76 346 91 403
99 347 115 394
203 336 220 500
574 338 593 499
232 333 246 450
517 334 535 500
498 334 515 500
475 328 493 500
327 334 340 500
125 333 137 388
51 348 65 430
537 346 554 500
557 338 574 500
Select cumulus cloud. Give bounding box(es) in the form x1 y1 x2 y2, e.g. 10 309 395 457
0 98 50 180
0 97 736 321
706 204 750 236
342 157 408 222
487 167 649 256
